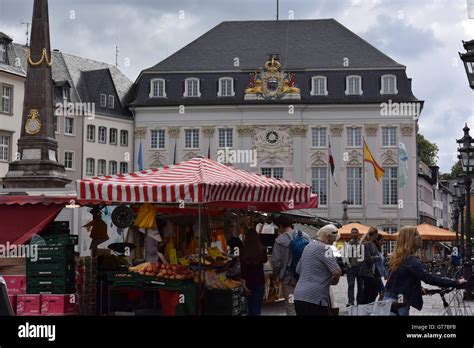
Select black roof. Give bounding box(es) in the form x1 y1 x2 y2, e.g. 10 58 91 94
131 19 420 107
144 19 404 73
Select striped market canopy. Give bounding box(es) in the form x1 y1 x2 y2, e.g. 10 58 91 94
76 157 317 211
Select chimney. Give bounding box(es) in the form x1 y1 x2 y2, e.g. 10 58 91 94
429 165 439 186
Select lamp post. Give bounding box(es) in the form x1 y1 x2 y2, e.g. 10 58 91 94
451 198 460 246
456 180 466 259
457 124 474 299
459 40 474 90
342 200 349 225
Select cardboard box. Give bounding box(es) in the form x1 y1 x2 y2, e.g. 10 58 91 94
8 295 17 314
16 295 41 316
0 258 27 275
3 275 26 295
41 295 77 316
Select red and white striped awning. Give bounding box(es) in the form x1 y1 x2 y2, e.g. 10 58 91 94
76 157 317 210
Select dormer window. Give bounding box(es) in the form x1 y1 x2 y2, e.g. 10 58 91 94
100 94 107 108
0 43 6 63
150 78 166 98
310 76 328 96
218 77 235 97
62 87 70 100
108 95 114 109
381 75 398 95
184 78 201 97
345 75 363 95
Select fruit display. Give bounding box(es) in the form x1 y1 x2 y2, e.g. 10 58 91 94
186 250 231 268
129 262 194 281
204 270 241 290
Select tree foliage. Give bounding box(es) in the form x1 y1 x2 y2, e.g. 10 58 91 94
417 133 439 167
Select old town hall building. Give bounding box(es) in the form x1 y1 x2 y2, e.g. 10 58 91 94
131 19 422 232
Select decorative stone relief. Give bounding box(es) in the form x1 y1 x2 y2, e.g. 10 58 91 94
135 127 147 139
182 151 201 161
347 159 362 166
350 150 362 160
290 125 308 137
237 125 255 137
364 124 379 136
168 127 181 138
310 151 327 166
381 149 398 166
253 126 293 166
401 124 414 136
330 124 343 136
202 126 216 138
150 153 168 168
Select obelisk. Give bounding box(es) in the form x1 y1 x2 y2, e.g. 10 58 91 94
4 0 70 188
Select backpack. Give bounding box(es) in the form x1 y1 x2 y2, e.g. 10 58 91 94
287 231 310 280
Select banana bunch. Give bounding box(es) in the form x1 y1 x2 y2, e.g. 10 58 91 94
129 262 152 273
134 204 157 229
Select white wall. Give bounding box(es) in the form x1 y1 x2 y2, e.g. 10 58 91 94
134 104 419 227
0 72 24 181
83 114 134 177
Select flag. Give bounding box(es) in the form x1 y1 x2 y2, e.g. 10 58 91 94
138 141 143 171
207 141 211 159
363 140 385 182
328 139 337 186
173 140 177 165
399 142 408 188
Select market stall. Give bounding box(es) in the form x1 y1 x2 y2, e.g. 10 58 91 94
74 157 317 316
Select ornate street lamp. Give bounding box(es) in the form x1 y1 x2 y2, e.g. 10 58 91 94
457 124 474 299
459 40 474 90
455 180 467 258
450 198 460 245
342 200 349 225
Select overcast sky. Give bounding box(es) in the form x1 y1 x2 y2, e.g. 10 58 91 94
0 0 473 173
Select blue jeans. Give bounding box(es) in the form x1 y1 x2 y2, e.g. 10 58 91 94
247 284 265 316
384 293 410 316
346 266 364 305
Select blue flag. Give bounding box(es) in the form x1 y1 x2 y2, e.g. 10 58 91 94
138 141 144 171
399 142 408 188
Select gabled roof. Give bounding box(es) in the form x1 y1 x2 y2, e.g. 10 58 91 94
0 42 133 107
144 19 404 73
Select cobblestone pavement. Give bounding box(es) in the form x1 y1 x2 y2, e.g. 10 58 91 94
262 275 474 316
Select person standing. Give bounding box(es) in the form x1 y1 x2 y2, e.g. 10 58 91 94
294 224 342 316
344 228 363 306
240 228 268 316
384 227 467 316
271 215 311 316
358 227 380 304
374 235 387 300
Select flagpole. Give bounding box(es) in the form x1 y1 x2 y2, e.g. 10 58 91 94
397 160 401 231
362 137 367 224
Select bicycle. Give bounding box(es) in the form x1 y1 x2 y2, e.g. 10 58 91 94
425 287 473 316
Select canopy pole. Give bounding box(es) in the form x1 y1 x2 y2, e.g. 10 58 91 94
197 203 203 316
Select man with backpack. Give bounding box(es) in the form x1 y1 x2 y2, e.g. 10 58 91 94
271 215 311 315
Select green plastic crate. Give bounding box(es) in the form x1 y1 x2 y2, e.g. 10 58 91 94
27 261 75 277
42 234 78 246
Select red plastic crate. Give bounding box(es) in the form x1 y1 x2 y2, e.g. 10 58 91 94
17 295 41 316
3 275 26 295
41 295 77 316
8 295 17 314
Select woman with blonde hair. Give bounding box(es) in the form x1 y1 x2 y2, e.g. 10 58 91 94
384 226 467 316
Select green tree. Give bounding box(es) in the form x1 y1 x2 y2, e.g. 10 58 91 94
440 161 462 180
417 133 439 166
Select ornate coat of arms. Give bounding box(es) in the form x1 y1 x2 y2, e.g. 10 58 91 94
245 55 301 100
